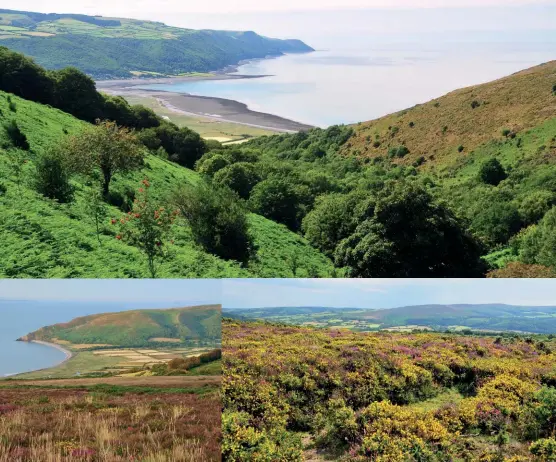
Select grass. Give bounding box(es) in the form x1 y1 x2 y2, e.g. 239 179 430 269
344 60 556 168
186 360 221 376
0 91 335 278
0 385 221 461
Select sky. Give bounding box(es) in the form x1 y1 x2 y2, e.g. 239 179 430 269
3 0 551 15
0 279 222 304
223 279 556 309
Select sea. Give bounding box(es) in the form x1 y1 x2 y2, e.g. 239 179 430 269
134 5 556 127
0 299 188 377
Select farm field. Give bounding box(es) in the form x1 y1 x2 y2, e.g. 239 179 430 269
0 379 221 461
223 319 556 461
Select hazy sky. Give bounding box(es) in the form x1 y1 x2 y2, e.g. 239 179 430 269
223 279 556 309
4 0 551 15
0 279 222 304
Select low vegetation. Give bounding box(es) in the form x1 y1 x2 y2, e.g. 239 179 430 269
223 319 556 461
0 383 221 461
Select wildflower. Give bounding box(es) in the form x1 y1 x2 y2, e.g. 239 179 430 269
116 235 122 240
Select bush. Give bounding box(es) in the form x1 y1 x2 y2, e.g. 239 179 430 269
34 150 74 203
388 145 410 159
471 201 522 247
213 162 260 199
471 100 481 109
478 158 507 186
3 120 30 150
334 182 487 277
173 181 254 263
197 154 229 176
249 178 305 231
518 191 556 225
0 182 6 196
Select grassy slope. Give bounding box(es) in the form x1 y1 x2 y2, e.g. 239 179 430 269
22 306 221 346
0 91 335 278
343 60 556 168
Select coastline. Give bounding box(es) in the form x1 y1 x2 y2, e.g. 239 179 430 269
96 58 315 133
2 340 74 378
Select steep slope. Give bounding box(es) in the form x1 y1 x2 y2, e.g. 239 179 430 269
343 61 556 167
0 9 314 78
0 91 335 278
19 305 221 347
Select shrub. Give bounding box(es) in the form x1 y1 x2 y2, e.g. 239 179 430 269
373 141 381 148
197 154 229 176
478 158 507 186
518 191 556 225
458 145 465 153
33 150 74 203
249 178 306 231
173 180 254 264
0 182 6 196
3 120 29 150
553 84 556 95
334 182 487 277
502 129 511 137
388 145 410 159
213 162 260 199
471 100 481 109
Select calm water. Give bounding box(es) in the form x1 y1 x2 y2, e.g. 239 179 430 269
137 42 556 127
0 300 188 376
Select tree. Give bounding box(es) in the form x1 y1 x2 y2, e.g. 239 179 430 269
114 179 176 277
51 67 103 122
478 158 507 186
213 162 261 199
0 46 54 105
34 149 74 203
517 207 556 269
334 182 487 277
85 187 107 244
153 123 206 168
518 191 556 225
302 190 370 258
249 178 305 231
173 180 254 264
471 201 522 247
63 120 144 197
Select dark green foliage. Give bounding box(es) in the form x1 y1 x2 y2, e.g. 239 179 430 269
472 201 522 247
518 191 556 225
334 182 486 277
0 182 6 196
33 151 74 203
471 100 481 109
388 145 410 158
197 154 230 176
302 190 370 258
52 67 103 122
249 178 306 231
553 84 556 95
478 158 507 186
213 162 261 199
148 124 207 169
517 207 556 269
458 145 465 153
173 181 254 264
3 119 29 150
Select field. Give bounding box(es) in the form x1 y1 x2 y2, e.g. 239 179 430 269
0 379 221 461
0 90 335 278
225 304 556 334
223 319 556 461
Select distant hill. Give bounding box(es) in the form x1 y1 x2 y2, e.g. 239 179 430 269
225 304 556 334
342 60 556 167
19 305 222 347
0 9 314 78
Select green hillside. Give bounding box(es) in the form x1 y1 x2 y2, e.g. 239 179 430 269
213 61 556 277
225 304 556 334
0 9 313 78
0 90 335 278
19 305 221 347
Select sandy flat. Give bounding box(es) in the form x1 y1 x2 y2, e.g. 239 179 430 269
97 76 314 133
